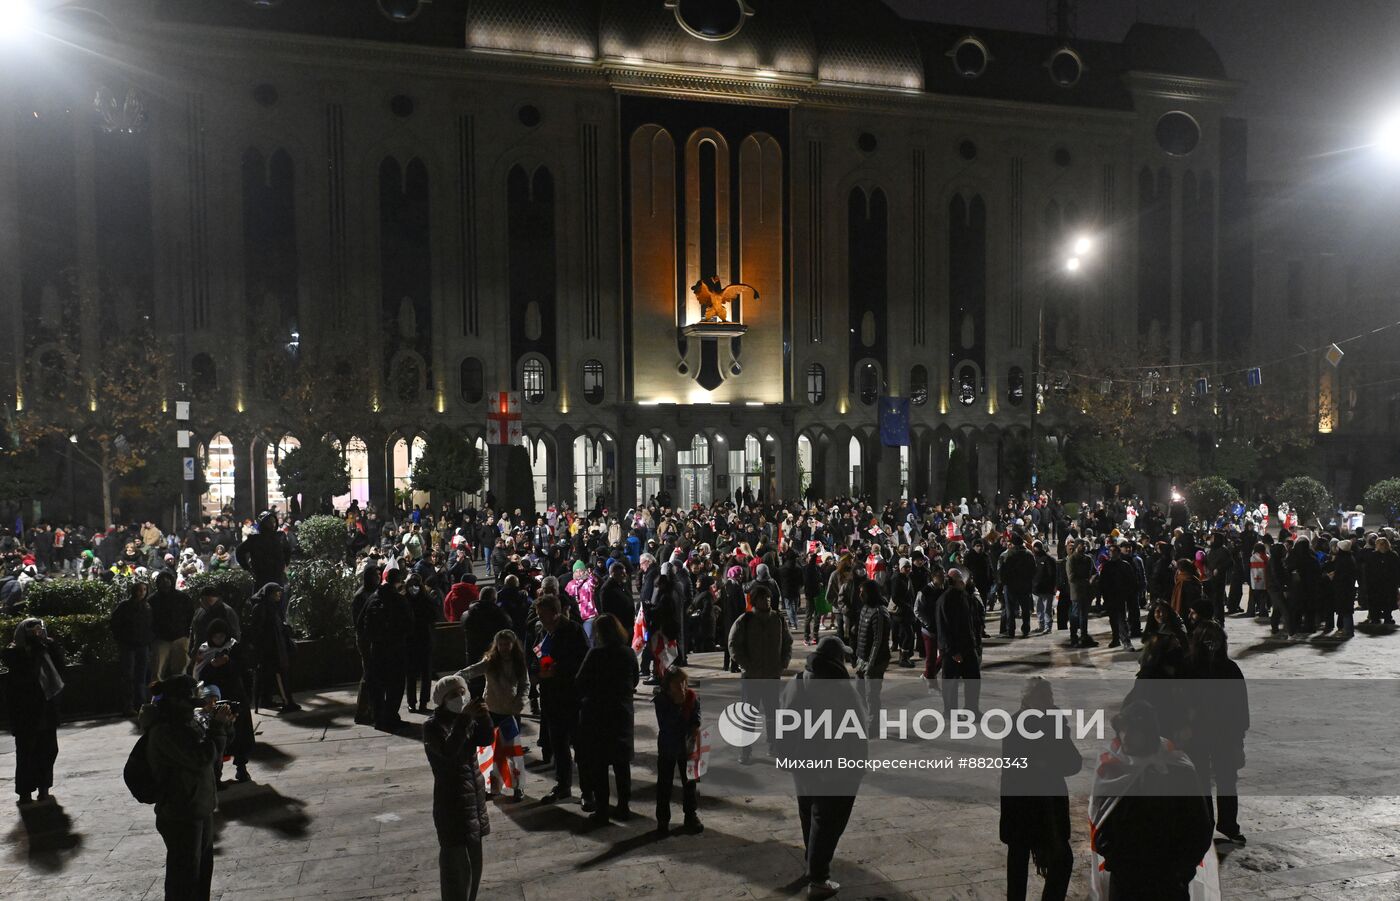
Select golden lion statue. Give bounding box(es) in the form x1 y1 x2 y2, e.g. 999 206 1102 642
691 277 759 323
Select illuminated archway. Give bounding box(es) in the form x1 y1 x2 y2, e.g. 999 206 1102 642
848 434 863 496
391 434 427 505
330 435 369 511
265 434 300 514
635 434 664 505
203 434 236 516
574 434 605 511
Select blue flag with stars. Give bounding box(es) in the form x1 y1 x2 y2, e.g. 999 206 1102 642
879 396 910 447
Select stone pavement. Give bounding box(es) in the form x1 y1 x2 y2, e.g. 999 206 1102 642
4 611 1400 900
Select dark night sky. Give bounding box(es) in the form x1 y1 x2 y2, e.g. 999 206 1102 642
885 0 1400 180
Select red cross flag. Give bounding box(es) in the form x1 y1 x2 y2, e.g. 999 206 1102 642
486 392 523 445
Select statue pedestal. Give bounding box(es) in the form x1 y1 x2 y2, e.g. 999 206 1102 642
680 321 749 390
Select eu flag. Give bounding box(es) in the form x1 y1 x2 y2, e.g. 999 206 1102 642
879 397 911 447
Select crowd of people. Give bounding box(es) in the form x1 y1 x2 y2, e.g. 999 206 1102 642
3 487 1396 900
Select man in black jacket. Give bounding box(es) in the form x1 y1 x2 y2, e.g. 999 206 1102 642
462 587 511 695
111 583 154 715
1097 542 1139 653
935 569 980 716
535 594 590 803
364 570 414 732
149 571 196 681
998 534 1037 638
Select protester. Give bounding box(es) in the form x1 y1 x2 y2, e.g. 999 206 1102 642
246 582 300 712
936 568 981 715
726 583 794 764
853 579 891 730
458 629 530 800
141 673 234 900
1184 621 1250 845
535 592 590 803
111 580 154 716
3 618 66 803
404 572 440 713
149 570 196 679
364 568 413 732
423 675 494 901
652 667 703 836
190 619 254 783
574 613 640 824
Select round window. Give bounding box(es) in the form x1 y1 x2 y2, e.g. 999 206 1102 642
671 0 750 42
389 95 415 118
517 104 542 128
857 132 878 154
1156 111 1201 156
1048 48 1082 88
951 37 988 79
958 139 977 161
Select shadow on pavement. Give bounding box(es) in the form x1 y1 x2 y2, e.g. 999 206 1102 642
7 800 83 872
261 695 357 731
248 740 296 771
215 784 312 837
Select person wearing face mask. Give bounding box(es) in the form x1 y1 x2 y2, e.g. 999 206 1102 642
140 673 234 900
424 675 495 901
3 618 66 804
191 620 253 784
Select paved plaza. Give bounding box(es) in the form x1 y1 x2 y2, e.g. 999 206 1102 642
4 613 1400 901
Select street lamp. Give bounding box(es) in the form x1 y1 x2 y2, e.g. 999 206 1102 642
1029 235 1093 493
1375 114 1400 162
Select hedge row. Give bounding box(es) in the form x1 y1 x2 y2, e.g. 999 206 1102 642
0 614 116 665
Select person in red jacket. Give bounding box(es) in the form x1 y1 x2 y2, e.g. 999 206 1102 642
443 576 480 623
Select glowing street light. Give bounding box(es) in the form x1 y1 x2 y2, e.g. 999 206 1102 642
1072 235 1092 255
1065 256 1081 272
1376 113 1400 162
0 0 35 40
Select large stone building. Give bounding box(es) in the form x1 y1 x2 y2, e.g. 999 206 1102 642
0 0 1250 518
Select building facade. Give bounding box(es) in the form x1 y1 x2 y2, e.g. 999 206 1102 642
0 0 1248 517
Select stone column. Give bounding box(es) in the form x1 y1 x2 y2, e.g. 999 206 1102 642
366 431 389 513
554 428 576 509
826 433 849 498
877 440 901 505
975 432 998 502
231 431 255 519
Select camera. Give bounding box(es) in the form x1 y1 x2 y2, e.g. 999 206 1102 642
216 700 241 714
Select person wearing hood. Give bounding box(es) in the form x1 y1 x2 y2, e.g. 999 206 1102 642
423 675 495 901
141 673 233 900
246 582 300 713
3 618 66 803
1089 700 1214 900
1183 621 1249 846
191 619 253 783
936 568 981 716
1000 677 1082 901
775 635 867 901
190 584 241 652
727 584 794 765
149 570 196 681
363 569 414 732
235 510 290 597
853 580 891 732
111 581 155 716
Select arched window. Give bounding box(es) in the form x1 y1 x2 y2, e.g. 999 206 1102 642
582 360 604 404
191 354 217 400
635 435 663 505
910 365 929 406
858 361 879 406
265 434 300 514
796 434 814 496
392 435 426 502
203 434 236 516
1007 367 1025 406
677 433 711 507
573 435 605 508
848 435 863 496
459 357 484 404
958 366 978 407
473 435 490 505
806 363 826 405
728 433 765 500
521 358 545 405
330 436 369 511
524 436 548 511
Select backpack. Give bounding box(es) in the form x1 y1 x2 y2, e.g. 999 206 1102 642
124 732 162 804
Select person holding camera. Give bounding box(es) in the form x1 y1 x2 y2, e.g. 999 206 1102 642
140 673 234 900
3 617 66 804
424 674 495 901
192 619 253 784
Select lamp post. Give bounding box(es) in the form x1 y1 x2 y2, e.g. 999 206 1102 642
1029 235 1093 494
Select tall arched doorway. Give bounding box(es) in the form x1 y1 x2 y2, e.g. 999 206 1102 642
202 434 236 517
391 434 427 507
574 435 605 511
265 434 300 515
635 435 663 505
330 436 369 511
848 435 863 497
797 434 814 498
678 433 711 507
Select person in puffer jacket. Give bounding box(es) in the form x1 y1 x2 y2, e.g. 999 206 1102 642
726 585 793 763
853 580 891 731
423 674 495 901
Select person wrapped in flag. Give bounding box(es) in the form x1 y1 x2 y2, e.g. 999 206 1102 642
457 630 529 801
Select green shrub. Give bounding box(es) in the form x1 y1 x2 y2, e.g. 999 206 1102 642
184 569 255 612
20 578 125 618
1184 476 1239 520
297 515 347 562
1363 478 1400 523
0 614 116 665
287 561 356 642
1277 475 1333 525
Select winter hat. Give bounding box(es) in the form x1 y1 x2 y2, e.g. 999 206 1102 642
572 560 587 573
755 563 771 580
812 635 852 663
1338 540 1353 552
726 565 743 580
